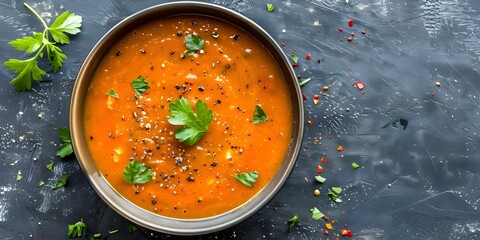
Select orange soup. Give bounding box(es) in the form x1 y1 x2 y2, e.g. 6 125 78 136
83 15 293 218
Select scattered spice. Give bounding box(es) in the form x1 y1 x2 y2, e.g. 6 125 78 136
321 156 327 163
314 189 320 196
305 54 311 60
325 222 333 230
317 165 323 173
322 86 329 91
435 81 441 87
337 145 344 152
338 27 343 32
353 81 365 90
348 19 354 27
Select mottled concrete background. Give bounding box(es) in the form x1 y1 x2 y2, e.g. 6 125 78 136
1 0 479 239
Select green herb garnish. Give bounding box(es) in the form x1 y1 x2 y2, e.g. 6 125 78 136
288 214 299 230
233 171 259 187
52 175 68 190
291 54 299 64
352 162 360 169
122 159 153 184
91 233 101 240
38 180 45 187
328 187 343 203
46 161 55 171
310 207 325 220
106 89 119 99
185 34 204 56
108 230 119 235
57 128 73 158
67 219 87 238
4 3 82 91
128 224 138 234
168 98 213 146
314 175 326 184
299 77 311 87
266 3 275 12
253 105 268 124
15 174 22 181
131 76 149 96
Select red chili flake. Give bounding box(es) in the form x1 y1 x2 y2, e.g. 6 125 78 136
323 86 329 91
347 36 353 42
328 135 333 139
337 145 344 152
348 19 354 27
341 229 348 236
361 30 366 35
297 75 302 79
281 42 286 46
431 93 436 96
317 59 321 64
361 91 366 95
353 81 365 90
347 230 353 237
435 81 441 87
321 156 327 163
313 95 320 100
338 27 343 32
351 32 355 36
302 93 307 100
306 54 312 60
317 165 323 173
322 215 329 221
323 229 329 235
292 63 299 67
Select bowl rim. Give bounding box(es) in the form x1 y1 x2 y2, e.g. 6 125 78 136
70 1 304 235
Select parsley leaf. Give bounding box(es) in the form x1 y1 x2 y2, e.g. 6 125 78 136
47 11 82 44
253 105 268 124
4 3 82 91
38 180 45 187
52 175 68 190
299 77 311 87
57 128 73 158
131 76 150 96
128 224 138 234
67 219 87 238
15 174 22 181
233 171 259 187
266 3 275 12
8 32 43 53
168 98 213 146
315 175 326 183
288 214 299 230
291 54 299 64
46 161 55 171
310 207 325 220
185 34 204 55
122 159 153 184
352 162 360 169
328 187 343 203
106 89 119 99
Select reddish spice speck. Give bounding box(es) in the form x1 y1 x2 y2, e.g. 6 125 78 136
351 32 355 36
361 30 366 35
347 230 353 237
341 229 348 236
431 93 436 96
347 36 353 41
354 81 365 90
348 19 354 27
297 75 302 79
328 135 333 139
302 93 307 100
323 215 329 221
306 54 312 60
337 145 344 152
317 165 323 173
307 120 313 125
338 27 343 32
323 86 329 91
292 63 299 67
313 95 320 100
281 42 286 46
317 59 321 64
435 81 441 87
321 156 327 163
324 229 329 235
361 91 366 95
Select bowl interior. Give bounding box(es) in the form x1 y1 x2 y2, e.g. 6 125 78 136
70 1 304 235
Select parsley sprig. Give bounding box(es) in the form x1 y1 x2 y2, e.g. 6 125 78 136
122 159 153 184
57 128 73 158
168 98 213 146
4 3 82 91
185 34 204 56
233 171 259 187
67 219 87 238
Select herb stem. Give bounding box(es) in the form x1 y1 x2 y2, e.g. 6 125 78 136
23 3 48 29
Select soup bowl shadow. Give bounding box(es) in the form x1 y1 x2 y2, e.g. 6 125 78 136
70 1 304 235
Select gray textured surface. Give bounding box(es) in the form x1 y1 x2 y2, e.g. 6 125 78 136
1 0 480 239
